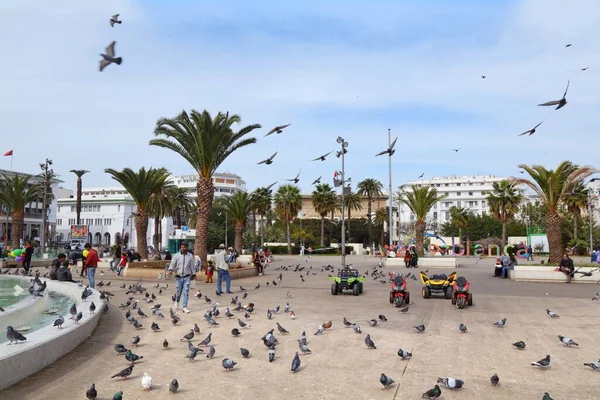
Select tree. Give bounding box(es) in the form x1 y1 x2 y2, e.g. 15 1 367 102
251 187 272 245
357 178 383 248
398 185 446 256
0 174 42 248
217 191 254 253
373 207 388 249
311 184 337 246
105 167 171 259
512 161 597 263
341 192 363 241
69 170 89 225
148 183 176 250
449 206 470 242
487 180 523 246
168 187 194 229
563 182 589 240
151 110 261 264
274 184 302 254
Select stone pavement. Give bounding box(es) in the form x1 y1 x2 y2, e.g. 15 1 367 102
1 256 599 399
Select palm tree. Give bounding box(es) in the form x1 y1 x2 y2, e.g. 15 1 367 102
512 161 597 263
151 110 260 264
168 187 194 229
311 184 337 246
105 167 171 259
341 192 363 241
398 185 446 256
148 183 176 250
563 182 589 239
0 174 42 248
373 207 388 249
251 187 272 245
217 191 254 253
449 206 470 243
69 170 89 225
274 185 302 254
487 180 523 246
357 178 384 248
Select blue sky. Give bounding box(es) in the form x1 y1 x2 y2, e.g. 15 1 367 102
1 0 599 194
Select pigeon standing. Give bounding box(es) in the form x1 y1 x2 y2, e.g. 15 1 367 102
437 377 464 389
531 355 551 368
513 341 526 350
111 364 134 379
141 372 153 390
181 330 194 341
198 333 212 346
546 309 559 318
558 335 578 346
240 348 250 358
493 318 506 328
414 323 425 333
89 301 96 314
109 14 122 27
583 360 600 370
222 358 237 371
592 292 599 300
378 314 387 322
6 326 27 344
365 334 377 349
380 373 394 390
162 338 169 349
169 379 179 393
53 316 65 329
298 340 312 354
291 352 301 372
459 323 468 333
99 41 123 72
397 348 412 360
276 322 289 334
268 346 276 362
490 373 499 387
131 335 140 346
422 384 442 399
86 383 97 399
543 393 554 400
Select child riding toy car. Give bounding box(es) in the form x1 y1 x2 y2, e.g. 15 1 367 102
451 276 473 309
330 267 365 296
389 273 410 307
420 271 457 299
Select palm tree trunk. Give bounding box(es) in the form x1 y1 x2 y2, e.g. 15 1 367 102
11 208 24 248
546 211 563 264
135 212 149 259
176 208 182 229
235 222 244 254
320 216 325 247
367 198 373 248
195 176 215 265
501 219 507 246
573 217 578 240
252 211 257 236
458 227 462 244
153 216 159 250
380 225 384 249
415 221 425 257
286 219 291 255
76 177 82 225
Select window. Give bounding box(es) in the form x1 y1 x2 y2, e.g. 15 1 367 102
57 219 62 225
469 192 473 196
433 212 438 219
457 201 461 207
481 201 486 208
118 205 121 212
469 182 473 186
445 212 450 220
58 206 61 212
457 192 461 196
481 191 486 195
433 203 437 209
457 183 461 187
71 206 75 212
445 183 449 187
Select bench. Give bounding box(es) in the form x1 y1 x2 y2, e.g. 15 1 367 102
384 257 458 269
511 266 600 283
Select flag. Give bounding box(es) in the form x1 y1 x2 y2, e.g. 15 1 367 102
333 170 338 178
3 150 13 156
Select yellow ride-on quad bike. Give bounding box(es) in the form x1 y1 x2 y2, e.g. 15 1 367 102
420 271 457 299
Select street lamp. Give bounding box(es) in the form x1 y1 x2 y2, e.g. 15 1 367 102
39 158 53 254
335 136 349 267
588 178 599 253
218 212 228 248
375 130 398 248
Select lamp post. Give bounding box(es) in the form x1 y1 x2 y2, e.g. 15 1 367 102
218 212 228 248
375 130 398 248
336 136 349 267
39 158 53 254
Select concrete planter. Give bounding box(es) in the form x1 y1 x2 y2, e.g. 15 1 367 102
384 257 458 268
511 265 600 283
228 266 258 280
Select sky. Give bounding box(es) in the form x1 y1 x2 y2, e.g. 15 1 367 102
1 0 599 195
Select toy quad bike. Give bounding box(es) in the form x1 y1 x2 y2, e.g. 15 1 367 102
451 276 473 309
420 271 457 299
330 268 365 296
389 273 410 307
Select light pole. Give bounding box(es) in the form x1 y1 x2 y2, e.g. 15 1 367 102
336 136 349 267
218 212 228 248
375 130 398 248
39 158 53 254
588 178 599 253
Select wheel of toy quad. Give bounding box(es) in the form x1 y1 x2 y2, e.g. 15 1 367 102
445 286 453 299
393 296 403 307
331 284 338 295
405 292 411 305
422 287 431 299
456 296 466 309
468 293 473 306
451 294 457 305
353 284 360 296
389 292 394 304
359 283 363 294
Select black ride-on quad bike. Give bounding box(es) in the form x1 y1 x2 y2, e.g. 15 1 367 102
330 268 366 296
420 271 457 299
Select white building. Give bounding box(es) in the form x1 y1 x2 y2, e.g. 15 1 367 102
55 172 246 249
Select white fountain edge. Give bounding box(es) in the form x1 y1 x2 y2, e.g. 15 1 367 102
0 278 106 391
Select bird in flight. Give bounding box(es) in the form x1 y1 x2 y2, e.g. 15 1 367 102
287 169 302 184
312 151 333 162
109 14 122 27
452 148 460 152
264 124 291 137
518 120 545 136
265 182 277 192
99 41 123 72
519 170 525 174
418 173 425 179
375 137 398 157
481 75 486 79
257 152 278 165
538 80 569 110
311 177 321 185
565 44 572 48
581 67 589 71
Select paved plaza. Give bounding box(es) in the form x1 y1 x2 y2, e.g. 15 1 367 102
2 255 600 399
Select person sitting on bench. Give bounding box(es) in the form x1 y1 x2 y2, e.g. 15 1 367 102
559 253 575 283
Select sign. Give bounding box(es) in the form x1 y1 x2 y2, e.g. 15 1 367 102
70 225 88 238
182 226 189 232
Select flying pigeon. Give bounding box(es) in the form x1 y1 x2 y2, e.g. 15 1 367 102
538 80 569 110
490 373 499 387
264 124 291 137
518 120 545 136
531 354 551 368
291 351 301 372
493 318 506 327
558 335 578 346
481 75 486 79
565 44 572 47
546 309 559 318
452 148 460 152
437 377 464 389
109 14 122 27
311 176 321 185
380 373 394 390
459 323 468 333
286 169 302 184
375 137 398 157
422 384 442 399
99 41 123 72
581 67 589 71
513 341 526 350
397 348 412 360
257 152 278 165
365 334 376 349
312 151 333 161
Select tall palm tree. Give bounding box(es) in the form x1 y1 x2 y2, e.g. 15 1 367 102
105 167 171 259
148 183 177 250
274 184 302 254
69 170 89 225
512 161 597 263
251 187 272 245
487 180 523 246
341 191 363 241
311 184 337 246
373 207 388 249
217 191 254 253
449 206 470 243
357 178 383 248
168 187 194 229
563 182 589 240
0 174 42 248
151 110 261 264
398 185 446 256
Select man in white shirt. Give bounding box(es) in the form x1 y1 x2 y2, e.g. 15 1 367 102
215 244 232 295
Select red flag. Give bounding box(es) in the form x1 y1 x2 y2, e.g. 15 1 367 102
3 150 13 156
333 170 338 178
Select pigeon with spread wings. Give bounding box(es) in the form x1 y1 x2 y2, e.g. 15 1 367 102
375 137 398 156
257 152 278 165
264 124 291 137
110 14 122 27
538 81 569 110
518 120 545 136
311 176 321 185
99 41 122 72
312 151 333 161
287 169 302 184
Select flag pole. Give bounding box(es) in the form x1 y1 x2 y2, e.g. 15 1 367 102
10 154 12 171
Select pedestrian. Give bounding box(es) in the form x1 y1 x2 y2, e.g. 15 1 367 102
167 242 197 313
252 250 263 276
215 244 232 295
527 245 534 261
49 253 68 280
83 243 99 288
22 241 34 273
299 244 305 256
403 249 411 268
110 244 122 272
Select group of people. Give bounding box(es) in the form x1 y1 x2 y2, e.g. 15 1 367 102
403 248 419 268
493 254 518 279
49 243 100 287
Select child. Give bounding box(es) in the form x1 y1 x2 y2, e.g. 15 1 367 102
493 257 502 277
117 253 128 276
205 260 214 283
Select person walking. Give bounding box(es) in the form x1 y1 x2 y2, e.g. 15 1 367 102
527 245 534 261
167 242 197 313
299 244 305 256
22 241 33 273
83 243 99 288
215 244 232 295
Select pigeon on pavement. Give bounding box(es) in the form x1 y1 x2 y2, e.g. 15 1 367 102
111 364 134 379
546 309 559 318
558 335 578 346
397 348 412 360
459 323 468 333
291 351 301 372
513 341 526 350
169 379 179 393
422 384 442 399
531 355 551 368
380 373 394 390
86 383 97 400
414 323 425 333
493 318 506 327
490 373 499 387
222 358 237 371
365 334 376 349
437 377 464 389
583 361 600 371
